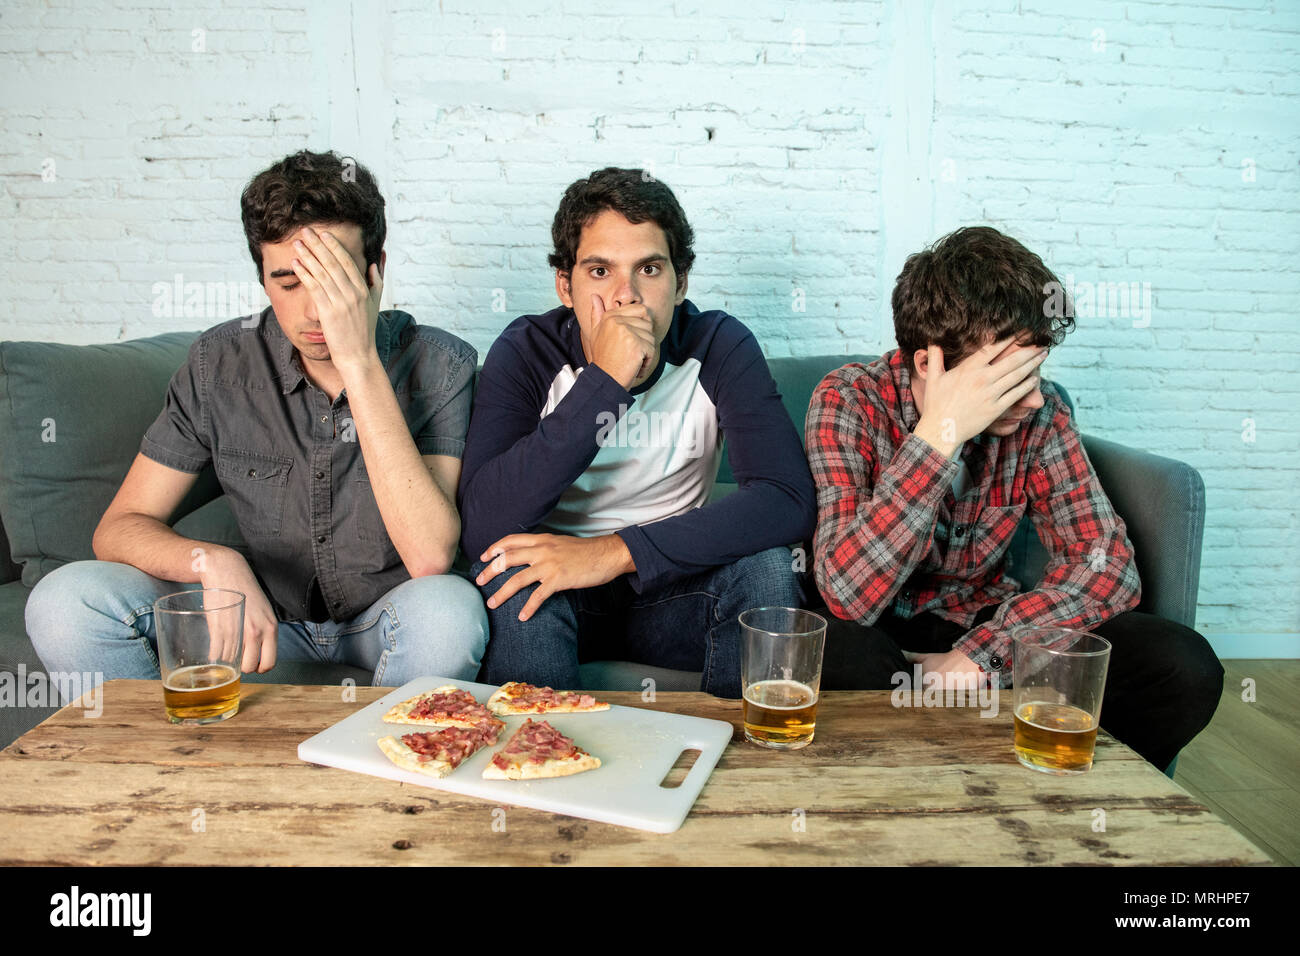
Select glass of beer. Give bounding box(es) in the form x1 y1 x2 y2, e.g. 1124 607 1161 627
154 588 245 724
1011 627 1112 774
740 607 827 750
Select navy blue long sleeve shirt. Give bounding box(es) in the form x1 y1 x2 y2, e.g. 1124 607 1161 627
457 300 816 594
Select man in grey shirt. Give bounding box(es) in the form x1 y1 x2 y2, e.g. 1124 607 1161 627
27 150 487 687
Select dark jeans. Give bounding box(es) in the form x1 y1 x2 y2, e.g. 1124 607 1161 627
473 547 800 697
814 606 1224 771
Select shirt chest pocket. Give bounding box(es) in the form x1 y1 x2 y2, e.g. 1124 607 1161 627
942 502 1026 576
216 449 293 537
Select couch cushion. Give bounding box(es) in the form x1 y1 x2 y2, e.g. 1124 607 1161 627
0 333 221 586
717 353 876 485
0 579 38 670
0 579 59 749
577 660 702 693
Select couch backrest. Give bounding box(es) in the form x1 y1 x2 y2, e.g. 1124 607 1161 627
0 337 1072 593
716 354 877 486
0 333 222 586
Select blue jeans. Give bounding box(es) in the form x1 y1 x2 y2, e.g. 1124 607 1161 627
472 547 799 697
25 560 489 695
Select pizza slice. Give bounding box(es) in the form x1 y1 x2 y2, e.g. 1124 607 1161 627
383 684 504 734
482 718 601 780
378 723 502 779
485 681 610 716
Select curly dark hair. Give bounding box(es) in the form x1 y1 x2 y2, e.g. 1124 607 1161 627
548 168 696 278
891 226 1075 371
240 150 386 283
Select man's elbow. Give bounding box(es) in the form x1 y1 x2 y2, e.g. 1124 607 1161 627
407 540 460 579
1118 565 1142 612
812 555 878 626
407 556 453 579
794 492 818 543
771 475 818 544
91 518 116 562
818 586 870 626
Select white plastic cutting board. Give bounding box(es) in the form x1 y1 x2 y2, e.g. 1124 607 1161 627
298 676 734 834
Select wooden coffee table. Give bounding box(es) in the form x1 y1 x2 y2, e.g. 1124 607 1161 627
0 680 1270 866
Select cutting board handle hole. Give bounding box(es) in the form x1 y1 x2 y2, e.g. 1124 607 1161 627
658 748 702 789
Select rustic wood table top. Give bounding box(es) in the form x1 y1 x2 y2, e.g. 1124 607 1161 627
0 680 1271 866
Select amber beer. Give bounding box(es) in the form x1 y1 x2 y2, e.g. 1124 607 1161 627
1014 700 1099 773
743 679 818 749
154 588 244 725
1012 627 1110 775
739 608 826 751
163 663 241 724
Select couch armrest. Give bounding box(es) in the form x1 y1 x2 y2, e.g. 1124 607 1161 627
1081 434 1205 629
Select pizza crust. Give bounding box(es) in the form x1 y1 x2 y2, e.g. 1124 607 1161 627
377 735 456 778
486 682 610 716
481 719 602 780
383 684 503 731
482 750 601 780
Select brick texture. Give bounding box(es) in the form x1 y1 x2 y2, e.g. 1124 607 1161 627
0 0 1296 643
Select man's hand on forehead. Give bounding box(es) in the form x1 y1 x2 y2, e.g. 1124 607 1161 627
293 225 369 288
912 335 1047 457
289 224 382 370
978 335 1042 366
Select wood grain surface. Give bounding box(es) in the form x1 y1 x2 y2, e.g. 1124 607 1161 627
0 681 1271 866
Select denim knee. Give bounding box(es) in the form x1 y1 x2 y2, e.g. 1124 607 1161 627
470 558 550 624
722 546 800 610
24 560 171 678
388 574 489 665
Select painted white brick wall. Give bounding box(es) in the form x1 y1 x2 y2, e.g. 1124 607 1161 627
929 0 1300 650
0 0 1296 650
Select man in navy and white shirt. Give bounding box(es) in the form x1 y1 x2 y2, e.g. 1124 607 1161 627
459 168 815 696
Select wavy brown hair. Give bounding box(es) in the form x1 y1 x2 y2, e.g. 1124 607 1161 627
549 167 695 279
240 150 386 283
892 226 1074 371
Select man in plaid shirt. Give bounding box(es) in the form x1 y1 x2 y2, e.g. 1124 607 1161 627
806 227 1222 771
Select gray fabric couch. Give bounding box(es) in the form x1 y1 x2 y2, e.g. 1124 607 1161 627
0 332 1206 749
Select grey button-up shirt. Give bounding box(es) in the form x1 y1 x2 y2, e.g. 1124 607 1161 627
141 308 476 623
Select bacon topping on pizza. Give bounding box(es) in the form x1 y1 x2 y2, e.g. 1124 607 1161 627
402 723 500 770
407 690 496 723
490 719 581 769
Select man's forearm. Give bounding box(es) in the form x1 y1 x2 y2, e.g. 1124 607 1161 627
956 559 1141 673
459 363 632 558
341 360 460 576
94 513 228 583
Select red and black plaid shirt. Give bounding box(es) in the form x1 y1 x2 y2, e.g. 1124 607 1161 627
805 350 1140 680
